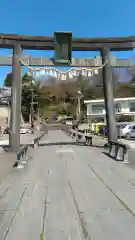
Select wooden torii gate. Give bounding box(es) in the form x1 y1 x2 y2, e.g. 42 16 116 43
0 55 133 67
0 33 135 152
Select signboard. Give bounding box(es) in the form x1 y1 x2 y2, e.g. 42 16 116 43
54 32 72 65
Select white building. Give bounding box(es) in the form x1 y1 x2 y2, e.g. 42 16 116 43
0 103 10 126
84 97 135 122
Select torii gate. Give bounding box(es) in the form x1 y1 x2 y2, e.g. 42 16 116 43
0 32 135 152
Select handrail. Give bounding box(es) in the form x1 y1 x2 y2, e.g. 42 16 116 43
33 131 45 148
62 128 93 146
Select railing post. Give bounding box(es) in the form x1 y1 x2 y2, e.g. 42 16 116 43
9 44 22 152
101 47 118 142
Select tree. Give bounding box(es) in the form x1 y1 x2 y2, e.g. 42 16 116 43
5 68 135 121
4 72 12 87
21 73 41 121
130 74 135 87
22 73 31 84
115 82 134 98
112 69 119 94
4 72 33 87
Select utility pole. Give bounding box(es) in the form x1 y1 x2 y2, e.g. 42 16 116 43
8 100 10 126
131 81 135 122
37 102 40 121
30 80 34 130
77 95 81 121
76 90 83 122
27 69 35 132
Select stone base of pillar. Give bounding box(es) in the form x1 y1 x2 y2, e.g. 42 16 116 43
9 133 20 152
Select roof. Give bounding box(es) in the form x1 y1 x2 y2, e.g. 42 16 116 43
84 97 135 104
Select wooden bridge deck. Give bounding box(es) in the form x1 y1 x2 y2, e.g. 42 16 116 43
0 130 135 239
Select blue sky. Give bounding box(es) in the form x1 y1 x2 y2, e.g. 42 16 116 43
0 0 135 86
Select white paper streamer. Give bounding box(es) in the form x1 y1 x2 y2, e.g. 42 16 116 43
61 74 66 80
88 71 92 77
94 69 99 75
49 70 53 75
69 72 73 78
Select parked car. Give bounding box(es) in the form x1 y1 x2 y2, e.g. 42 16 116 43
65 116 74 125
20 128 27 134
60 116 74 125
120 124 135 138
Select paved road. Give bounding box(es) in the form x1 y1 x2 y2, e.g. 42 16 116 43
0 130 135 239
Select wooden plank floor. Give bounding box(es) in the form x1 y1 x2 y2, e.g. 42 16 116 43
0 130 135 240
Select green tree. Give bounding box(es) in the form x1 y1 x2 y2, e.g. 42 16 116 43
115 82 134 97
22 73 31 84
21 74 41 121
4 72 12 87
130 74 135 87
4 72 33 87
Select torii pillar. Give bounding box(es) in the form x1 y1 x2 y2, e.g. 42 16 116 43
101 47 118 142
9 44 22 152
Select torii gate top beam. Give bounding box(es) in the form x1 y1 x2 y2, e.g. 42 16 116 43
0 33 135 50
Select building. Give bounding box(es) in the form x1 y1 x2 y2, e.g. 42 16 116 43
0 102 10 126
0 87 11 99
84 97 135 123
0 87 24 127
0 87 11 126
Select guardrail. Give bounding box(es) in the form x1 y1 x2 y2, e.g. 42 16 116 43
0 130 46 181
33 131 45 148
62 128 129 162
61 128 93 146
106 141 129 162
14 131 45 168
78 129 89 134
15 131 45 168
85 135 93 146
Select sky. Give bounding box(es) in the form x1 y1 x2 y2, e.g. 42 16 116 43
0 0 135 86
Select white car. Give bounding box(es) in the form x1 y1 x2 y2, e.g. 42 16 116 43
20 128 27 134
120 124 135 138
65 117 74 125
